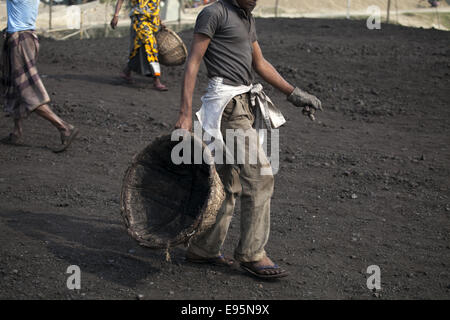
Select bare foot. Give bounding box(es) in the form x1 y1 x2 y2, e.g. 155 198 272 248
154 78 168 91
154 83 168 91
59 123 74 139
13 119 23 138
1 133 23 145
120 71 134 84
12 128 22 138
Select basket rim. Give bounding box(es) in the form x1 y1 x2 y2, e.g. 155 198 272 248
119 133 223 249
162 28 188 58
156 28 188 66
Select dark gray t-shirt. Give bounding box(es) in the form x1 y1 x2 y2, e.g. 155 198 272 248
194 0 257 86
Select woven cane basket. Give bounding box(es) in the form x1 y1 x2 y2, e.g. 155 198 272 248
120 133 225 249
156 28 188 66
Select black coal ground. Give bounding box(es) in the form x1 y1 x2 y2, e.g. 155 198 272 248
0 18 449 299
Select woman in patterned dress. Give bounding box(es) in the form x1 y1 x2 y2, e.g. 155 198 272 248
111 0 168 91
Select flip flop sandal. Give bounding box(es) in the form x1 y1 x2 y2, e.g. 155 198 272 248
240 262 289 279
1 133 24 146
185 253 234 267
53 127 79 153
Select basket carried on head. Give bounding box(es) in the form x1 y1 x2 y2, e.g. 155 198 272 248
156 27 188 66
120 133 224 249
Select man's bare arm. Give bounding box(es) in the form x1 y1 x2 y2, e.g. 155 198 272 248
175 33 211 131
252 41 294 96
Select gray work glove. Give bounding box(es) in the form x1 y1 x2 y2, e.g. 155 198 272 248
287 87 323 121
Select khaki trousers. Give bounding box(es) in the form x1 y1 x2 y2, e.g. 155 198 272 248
188 93 274 262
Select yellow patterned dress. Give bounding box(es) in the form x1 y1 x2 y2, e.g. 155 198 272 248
128 0 162 77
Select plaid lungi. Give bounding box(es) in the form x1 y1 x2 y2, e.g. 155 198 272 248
1 31 50 119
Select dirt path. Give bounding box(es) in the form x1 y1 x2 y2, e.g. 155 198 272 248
0 18 449 300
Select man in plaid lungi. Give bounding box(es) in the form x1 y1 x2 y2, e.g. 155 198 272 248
1 0 78 152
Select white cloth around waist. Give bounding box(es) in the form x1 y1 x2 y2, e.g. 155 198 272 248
195 77 286 146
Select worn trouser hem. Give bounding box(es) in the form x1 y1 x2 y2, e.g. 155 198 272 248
234 250 267 263
187 240 221 259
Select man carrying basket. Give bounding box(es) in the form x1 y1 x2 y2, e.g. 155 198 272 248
175 0 323 279
111 0 168 91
